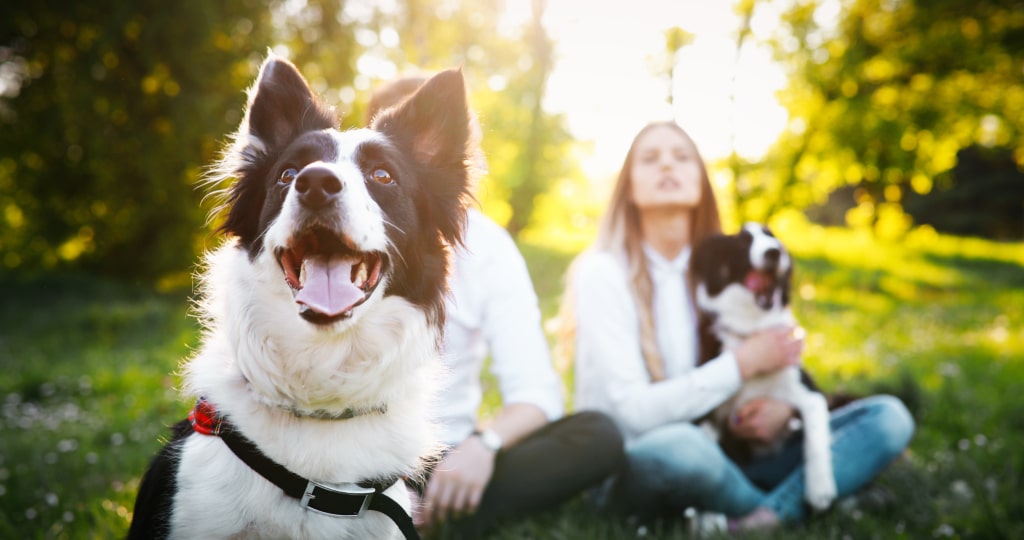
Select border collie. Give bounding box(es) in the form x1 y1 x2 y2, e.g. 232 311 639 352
127 54 473 539
691 223 836 512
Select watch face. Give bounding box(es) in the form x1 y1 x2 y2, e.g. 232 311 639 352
480 430 502 451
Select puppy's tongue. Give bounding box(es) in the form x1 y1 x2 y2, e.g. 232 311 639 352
744 270 771 293
296 255 364 317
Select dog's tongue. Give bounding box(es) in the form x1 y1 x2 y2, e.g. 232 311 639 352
296 255 363 317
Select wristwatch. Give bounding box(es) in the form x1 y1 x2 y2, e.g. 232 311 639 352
473 429 503 453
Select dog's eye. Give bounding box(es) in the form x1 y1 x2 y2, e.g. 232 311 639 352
371 168 394 185
279 168 298 184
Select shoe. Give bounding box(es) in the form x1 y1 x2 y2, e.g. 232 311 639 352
727 506 780 533
685 507 727 536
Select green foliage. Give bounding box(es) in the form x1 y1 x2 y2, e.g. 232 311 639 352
904 145 1024 240
745 0 1024 232
0 0 280 279
0 0 577 279
353 0 574 235
0 274 194 537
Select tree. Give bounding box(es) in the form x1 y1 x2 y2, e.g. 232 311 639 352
354 0 574 237
749 0 1024 233
0 0 278 279
0 0 576 281
904 145 1024 239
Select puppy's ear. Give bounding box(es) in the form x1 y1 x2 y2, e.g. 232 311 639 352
374 69 473 247
781 263 793 306
690 234 731 296
243 55 335 151
690 235 715 279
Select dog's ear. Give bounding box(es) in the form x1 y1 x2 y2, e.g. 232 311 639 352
690 235 717 281
373 69 473 247
691 234 735 296
243 55 335 151
217 55 335 245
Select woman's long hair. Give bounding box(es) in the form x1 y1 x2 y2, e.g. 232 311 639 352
558 121 722 382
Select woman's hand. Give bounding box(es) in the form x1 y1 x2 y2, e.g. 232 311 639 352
729 398 797 444
734 326 804 380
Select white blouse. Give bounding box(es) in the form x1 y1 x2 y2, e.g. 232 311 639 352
571 247 741 442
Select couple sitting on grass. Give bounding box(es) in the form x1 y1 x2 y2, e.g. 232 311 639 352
367 78 915 538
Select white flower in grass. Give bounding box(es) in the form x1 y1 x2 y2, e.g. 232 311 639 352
57 439 78 453
111 433 125 446
45 492 58 507
985 477 998 498
63 511 74 523
950 479 974 501
938 363 960 377
78 376 93 395
933 523 955 537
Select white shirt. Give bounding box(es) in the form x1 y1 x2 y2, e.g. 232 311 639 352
571 247 742 442
437 209 564 446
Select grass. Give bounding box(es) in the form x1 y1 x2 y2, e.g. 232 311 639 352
1 222 1023 539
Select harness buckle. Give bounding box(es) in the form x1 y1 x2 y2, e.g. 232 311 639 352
299 481 375 518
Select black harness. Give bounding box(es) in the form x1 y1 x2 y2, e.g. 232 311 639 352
190 398 419 540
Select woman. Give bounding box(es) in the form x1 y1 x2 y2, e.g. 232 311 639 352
564 121 914 530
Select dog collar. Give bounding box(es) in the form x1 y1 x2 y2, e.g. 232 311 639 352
188 398 419 540
242 382 388 420
281 403 388 421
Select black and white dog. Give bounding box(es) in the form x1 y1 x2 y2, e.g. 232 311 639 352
691 223 836 512
128 55 473 539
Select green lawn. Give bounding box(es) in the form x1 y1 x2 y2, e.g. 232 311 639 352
2 224 1022 539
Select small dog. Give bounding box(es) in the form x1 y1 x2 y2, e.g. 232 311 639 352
691 223 836 512
128 54 473 539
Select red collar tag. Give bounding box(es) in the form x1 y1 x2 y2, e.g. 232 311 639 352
189 398 224 436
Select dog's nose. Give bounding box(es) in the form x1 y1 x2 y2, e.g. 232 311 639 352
763 248 780 268
294 167 342 209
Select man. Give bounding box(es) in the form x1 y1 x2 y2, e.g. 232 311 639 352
367 77 623 537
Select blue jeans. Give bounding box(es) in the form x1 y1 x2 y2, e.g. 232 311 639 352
611 395 914 523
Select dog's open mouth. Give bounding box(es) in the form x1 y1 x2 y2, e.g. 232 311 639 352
276 228 386 324
744 269 776 309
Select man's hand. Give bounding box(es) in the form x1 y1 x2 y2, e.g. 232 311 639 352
729 398 796 445
420 435 496 529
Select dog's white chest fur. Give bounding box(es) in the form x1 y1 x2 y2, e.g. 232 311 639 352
164 246 438 540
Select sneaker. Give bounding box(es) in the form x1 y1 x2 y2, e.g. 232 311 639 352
685 507 727 536
727 506 780 533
